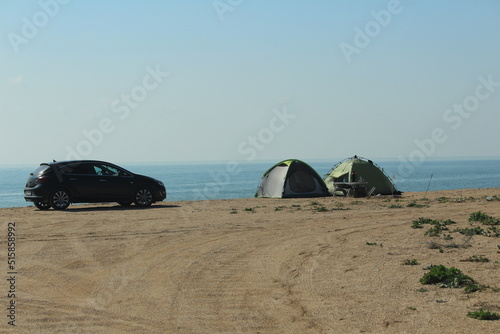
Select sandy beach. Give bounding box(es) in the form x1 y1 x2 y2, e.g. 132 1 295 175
1 188 500 333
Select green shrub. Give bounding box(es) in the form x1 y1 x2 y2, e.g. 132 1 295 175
467 309 500 320
461 255 489 263
487 226 500 237
469 211 500 225
407 202 427 208
469 211 491 222
457 226 486 236
412 218 456 234
403 259 419 266
425 225 447 237
464 283 486 293
316 206 329 212
420 265 475 288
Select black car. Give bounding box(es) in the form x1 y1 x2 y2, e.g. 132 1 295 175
24 160 166 210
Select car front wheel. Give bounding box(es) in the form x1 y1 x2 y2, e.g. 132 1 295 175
50 189 71 210
134 187 153 207
34 202 51 210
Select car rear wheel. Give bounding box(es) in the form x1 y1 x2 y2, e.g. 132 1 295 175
50 189 71 210
34 202 51 210
134 187 153 207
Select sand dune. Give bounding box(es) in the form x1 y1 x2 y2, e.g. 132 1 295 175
1 188 500 333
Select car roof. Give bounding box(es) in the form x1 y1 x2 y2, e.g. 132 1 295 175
41 160 136 175
42 160 115 166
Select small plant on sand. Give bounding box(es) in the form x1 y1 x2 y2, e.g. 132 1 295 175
453 197 476 203
411 217 432 229
332 202 349 211
412 218 456 234
244 207 255 212
230 210 238 214
310 201 320 206
275 206 286 211
425 225 446 237
461 255 489 263
487 226 500 237
464 283 487 293
469 211 490 222
316 206 329 212
442 233 474 249
457 226 486 236
437 196 449 203
467 309 500 321
366 242 378 246
407 201 427 208
424 219 456 237
469 211 500 225
420 265 475 289
403 259 419 266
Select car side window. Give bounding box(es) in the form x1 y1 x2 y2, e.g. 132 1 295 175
93 164 130 177
60 163 96 175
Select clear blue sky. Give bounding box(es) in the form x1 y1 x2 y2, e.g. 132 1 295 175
1 0 499 166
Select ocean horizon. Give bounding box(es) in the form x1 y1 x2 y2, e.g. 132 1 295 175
1 157 499 209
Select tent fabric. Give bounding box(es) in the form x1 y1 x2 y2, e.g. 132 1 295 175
257 165 288 198
255 159 330 198
324 156 401 196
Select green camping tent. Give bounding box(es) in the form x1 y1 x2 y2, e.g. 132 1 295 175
255 159 330 198
324 156 401 196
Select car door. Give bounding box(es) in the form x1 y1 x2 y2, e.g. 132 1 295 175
90 163 135 200
59 163 102 200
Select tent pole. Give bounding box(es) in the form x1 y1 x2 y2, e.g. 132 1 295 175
424 173 433 198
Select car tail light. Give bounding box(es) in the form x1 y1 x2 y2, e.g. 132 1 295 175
36 176 48 184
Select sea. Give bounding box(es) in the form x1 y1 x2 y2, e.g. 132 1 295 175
1 158 499 209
